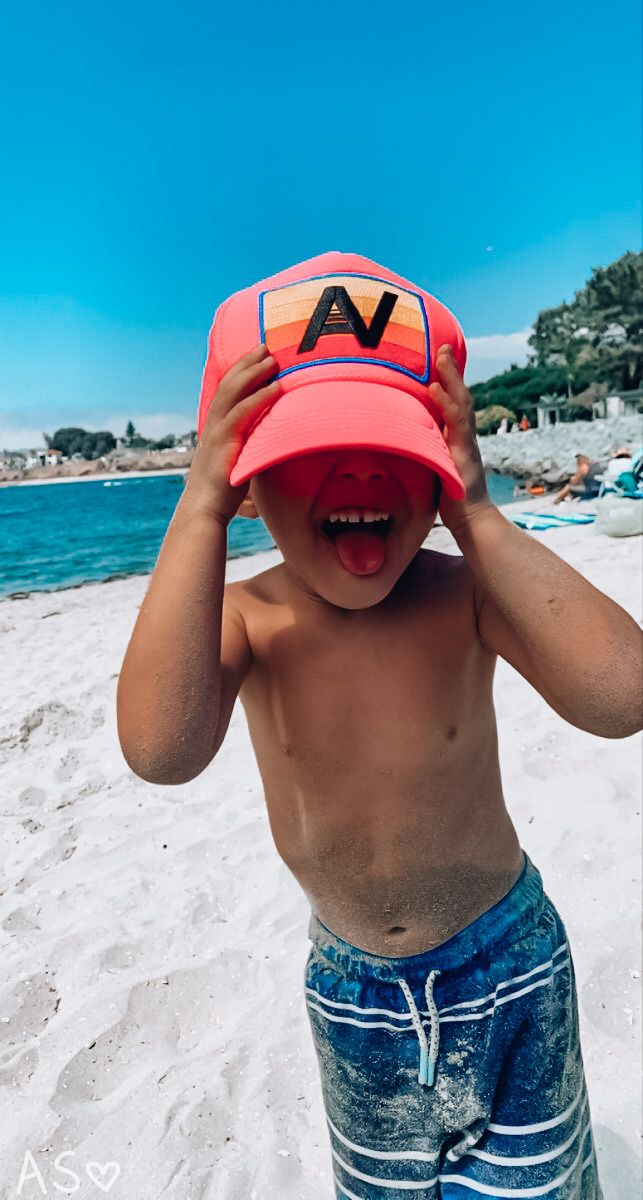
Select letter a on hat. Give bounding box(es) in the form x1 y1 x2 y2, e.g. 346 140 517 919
298 286 399 352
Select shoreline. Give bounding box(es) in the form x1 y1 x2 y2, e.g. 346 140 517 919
0 467 189 488
1 496 587 602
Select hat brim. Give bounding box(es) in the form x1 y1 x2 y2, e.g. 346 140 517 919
229 380 466 500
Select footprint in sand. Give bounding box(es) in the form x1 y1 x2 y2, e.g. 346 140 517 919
0 1044 39 1087
51 976 182 1107
11 699 106 753
1 904 41 932
97 941 141 973
190 895 230 926
0 973 60 1055
51 961 241 1109
14 828 77 892
18 785 47 809
54 746 83 782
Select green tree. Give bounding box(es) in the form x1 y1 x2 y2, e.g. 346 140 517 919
91 431 117 457
50 427 116 460
50 427 91 457
527 303 595 399
470 364 593 416
472 250 642 414
475 405 515 435
125 420 137 444
577 251 643 391
527 250 642 394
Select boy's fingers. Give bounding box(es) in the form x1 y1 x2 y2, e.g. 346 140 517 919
429 377 476 440
435 345 470 401
218 353 279 414
220 344 272 390
229 344 271 373
235 353 279 395
429 379 463 425
232 378 282 436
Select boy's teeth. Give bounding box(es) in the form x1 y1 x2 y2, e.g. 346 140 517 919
327 509 390 524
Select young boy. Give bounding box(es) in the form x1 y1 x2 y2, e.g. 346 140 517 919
117 252 642 1199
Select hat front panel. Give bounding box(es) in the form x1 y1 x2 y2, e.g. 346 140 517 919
259 272 431 387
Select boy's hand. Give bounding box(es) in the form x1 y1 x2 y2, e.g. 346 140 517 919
428 346 494 540
184 345 281 525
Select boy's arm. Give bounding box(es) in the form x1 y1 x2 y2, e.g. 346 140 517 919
116 344 279 784
116 498 251 784
464 508 643 738
428 346 643 740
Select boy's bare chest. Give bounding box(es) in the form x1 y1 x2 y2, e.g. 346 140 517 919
231 558 518 952
237 556 493 779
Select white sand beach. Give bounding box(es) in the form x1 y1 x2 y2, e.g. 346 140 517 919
1 502 641 1199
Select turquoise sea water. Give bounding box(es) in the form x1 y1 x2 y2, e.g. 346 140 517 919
0 471 517 599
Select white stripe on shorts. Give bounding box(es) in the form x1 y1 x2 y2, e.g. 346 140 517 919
306 951 571 1031
333 1137 594 1198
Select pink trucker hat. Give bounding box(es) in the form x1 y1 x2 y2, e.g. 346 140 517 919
197 251 467 500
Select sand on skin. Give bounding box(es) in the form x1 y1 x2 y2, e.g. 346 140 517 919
0 500 641 1199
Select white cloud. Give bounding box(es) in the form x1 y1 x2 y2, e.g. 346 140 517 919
0 410 196 452
0 419 53 453
465 328 533 384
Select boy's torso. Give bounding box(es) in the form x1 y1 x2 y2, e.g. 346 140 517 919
230 547 523 955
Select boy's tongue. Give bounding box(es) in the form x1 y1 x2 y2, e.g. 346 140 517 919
333 528 386 575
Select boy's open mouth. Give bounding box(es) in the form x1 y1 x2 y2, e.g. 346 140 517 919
320 512 394 539
318 509 395 575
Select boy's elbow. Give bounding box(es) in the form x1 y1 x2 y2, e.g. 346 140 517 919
116 685 217 784
597 711 643 740
574 703 643 740
117 722 217 785
119 742 213 785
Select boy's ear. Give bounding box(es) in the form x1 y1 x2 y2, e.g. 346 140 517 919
236 493 259 520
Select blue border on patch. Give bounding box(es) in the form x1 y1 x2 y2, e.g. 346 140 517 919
257 271 431 385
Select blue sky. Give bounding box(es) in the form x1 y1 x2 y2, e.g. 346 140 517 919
0 0 640 449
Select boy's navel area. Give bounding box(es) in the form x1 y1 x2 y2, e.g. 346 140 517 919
260 747 522 955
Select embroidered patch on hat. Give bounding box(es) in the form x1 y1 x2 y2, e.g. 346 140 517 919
258 272 430 383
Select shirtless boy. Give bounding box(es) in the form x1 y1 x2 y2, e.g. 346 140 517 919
117 252 642 1199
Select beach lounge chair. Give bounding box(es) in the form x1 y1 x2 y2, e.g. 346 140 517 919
596 450 643 499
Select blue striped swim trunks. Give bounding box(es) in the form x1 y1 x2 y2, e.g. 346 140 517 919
304 852 602 1199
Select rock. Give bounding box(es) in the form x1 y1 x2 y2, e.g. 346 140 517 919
479 415 641 477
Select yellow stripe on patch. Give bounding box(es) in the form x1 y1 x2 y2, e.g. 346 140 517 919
263 276 425 334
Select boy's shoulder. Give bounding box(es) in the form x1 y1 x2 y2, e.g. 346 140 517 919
224 548 477 616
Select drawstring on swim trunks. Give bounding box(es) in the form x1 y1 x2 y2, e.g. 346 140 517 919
397 970 441 1087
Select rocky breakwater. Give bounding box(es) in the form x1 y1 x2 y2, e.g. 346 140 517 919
0 447 195 484
478 415 642 483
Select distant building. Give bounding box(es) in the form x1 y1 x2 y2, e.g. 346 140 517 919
0 451 26 469
25 448 66 467
593 388 643 419
536 395 568 428
535 381 640 427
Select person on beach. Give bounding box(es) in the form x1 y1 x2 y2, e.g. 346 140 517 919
117 252 642 1199
553 454 603 505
